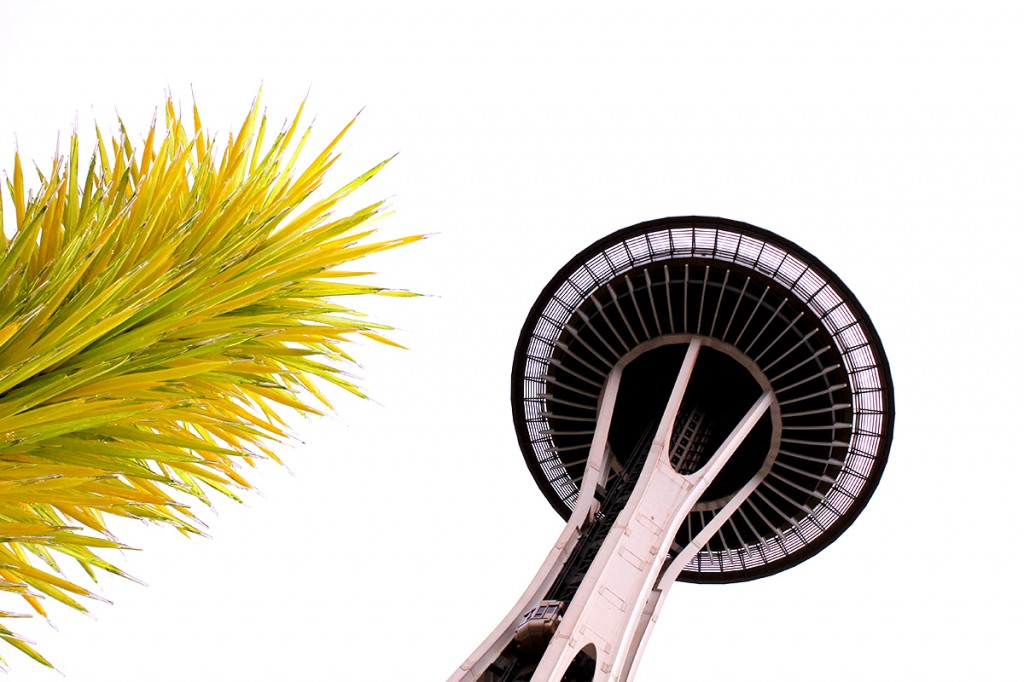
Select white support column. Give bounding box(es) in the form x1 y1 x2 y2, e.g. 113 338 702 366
449 349 629 682
450 337 775 682
621 392 775 681
527 354 772 680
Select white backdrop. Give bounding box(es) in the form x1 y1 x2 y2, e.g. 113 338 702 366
1 1 1021 680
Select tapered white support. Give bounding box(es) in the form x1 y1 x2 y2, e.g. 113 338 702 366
531 389 772 681
450 337 775 682
621 394 775 681
449 350 632 682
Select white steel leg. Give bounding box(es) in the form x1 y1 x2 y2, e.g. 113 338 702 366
450 337 774 682
528 381 772 678
621 392 774 681
449 344 631 682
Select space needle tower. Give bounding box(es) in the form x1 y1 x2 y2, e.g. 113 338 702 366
450 217 895 682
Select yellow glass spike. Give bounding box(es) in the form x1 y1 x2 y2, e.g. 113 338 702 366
0 95 418 668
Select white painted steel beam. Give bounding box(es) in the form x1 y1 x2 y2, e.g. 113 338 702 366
530 389 772 681
449 337 775 682
449 342 632 682
622 392 775 681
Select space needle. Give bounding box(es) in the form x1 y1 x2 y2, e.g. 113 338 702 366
451 217 895 681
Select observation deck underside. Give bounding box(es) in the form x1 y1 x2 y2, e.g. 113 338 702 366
512 217 894 583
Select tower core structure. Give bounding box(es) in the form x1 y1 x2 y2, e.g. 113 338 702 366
451 217 895 682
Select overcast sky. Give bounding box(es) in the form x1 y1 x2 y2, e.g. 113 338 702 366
1 1 1022 680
